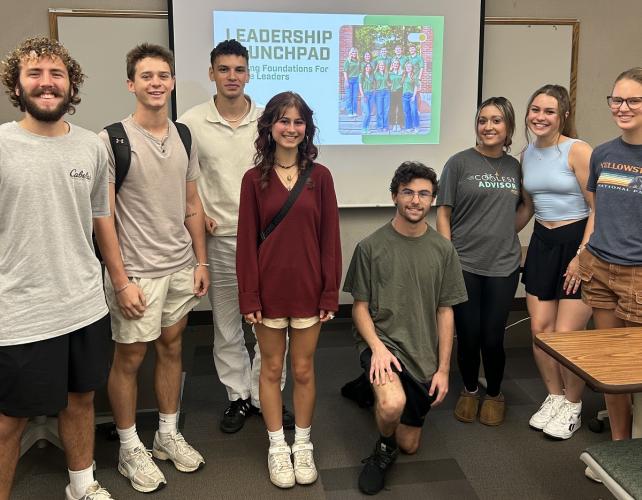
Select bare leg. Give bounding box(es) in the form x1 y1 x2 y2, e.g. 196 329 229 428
108 342 147 429
154 317 187 414
59 392 96 471
554 299 593 402
527 294 564 395
396 424 422 455
371 374 406 438
288 323 322 428
255 324 287 431
593 308 632 439
0 414 28 500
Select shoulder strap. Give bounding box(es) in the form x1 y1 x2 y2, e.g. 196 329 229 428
174 121 192 159
104 122 130 194
259 164 316 245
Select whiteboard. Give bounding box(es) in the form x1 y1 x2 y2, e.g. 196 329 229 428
482 19 578 157
50 9 169 133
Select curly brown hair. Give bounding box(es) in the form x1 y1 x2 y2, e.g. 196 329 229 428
1 36 85 114
254 91 318 189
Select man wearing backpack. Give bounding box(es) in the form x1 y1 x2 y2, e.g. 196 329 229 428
179 39 293 434
94 43 208 493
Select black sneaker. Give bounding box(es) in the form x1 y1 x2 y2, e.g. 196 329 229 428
358 440 399 495
220 398 250 433
248 403 295 430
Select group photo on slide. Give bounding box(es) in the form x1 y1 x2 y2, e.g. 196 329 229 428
339 24 432 137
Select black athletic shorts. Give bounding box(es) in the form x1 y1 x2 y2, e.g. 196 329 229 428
0 314 111 417
360 348 437 427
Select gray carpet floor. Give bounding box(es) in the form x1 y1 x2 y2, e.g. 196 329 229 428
12 311 615 499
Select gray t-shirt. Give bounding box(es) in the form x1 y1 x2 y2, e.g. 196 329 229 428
436 148 522 276
0 121 109 346
587 137 642 265
98 116 200 278
343 222 468 383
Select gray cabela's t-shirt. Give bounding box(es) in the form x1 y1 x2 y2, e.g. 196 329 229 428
0 121 109 346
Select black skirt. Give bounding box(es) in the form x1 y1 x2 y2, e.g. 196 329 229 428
521 219 587 300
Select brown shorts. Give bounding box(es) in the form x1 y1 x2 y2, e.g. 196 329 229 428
579 250 642 324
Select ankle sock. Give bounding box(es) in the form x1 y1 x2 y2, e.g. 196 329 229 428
294 425 311 444
380 434 397 450
158 412 178 435
117 424 142 451
268 427 287 448
68 464 94 498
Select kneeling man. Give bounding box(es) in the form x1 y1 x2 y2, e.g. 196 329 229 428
343 161 467 495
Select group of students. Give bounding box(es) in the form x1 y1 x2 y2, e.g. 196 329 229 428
343 45 424 133
439 71 642 484
0 31 640 500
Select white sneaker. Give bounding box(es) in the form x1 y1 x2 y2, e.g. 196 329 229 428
585 465 603 483
118 445 166 493
65 481 113 499
153 431 205 472
268 444 295 488
292 441 318 484
529 394 565 430
543 400 582 439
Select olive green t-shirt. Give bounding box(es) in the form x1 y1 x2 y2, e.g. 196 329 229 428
343 58 360 78
343 222 468 383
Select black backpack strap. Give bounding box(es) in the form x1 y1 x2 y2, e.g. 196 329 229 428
259 164 316 245
104 122 130 194
174 122 192 160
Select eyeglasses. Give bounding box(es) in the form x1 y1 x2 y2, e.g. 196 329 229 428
398 189 433 201
606 96 642 110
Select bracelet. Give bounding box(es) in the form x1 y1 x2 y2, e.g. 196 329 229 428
196 262 210 267
115 282 131 295
576 245 585 256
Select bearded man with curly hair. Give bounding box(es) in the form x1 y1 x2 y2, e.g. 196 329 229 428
0 37 113 500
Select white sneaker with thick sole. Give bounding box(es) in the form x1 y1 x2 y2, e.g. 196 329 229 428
152 431 205 472
529 394 565 430
585 465 603 483
118 445 166 493
543 400 582 439
292 441 318 484
65 481 114 499
268 444 295 488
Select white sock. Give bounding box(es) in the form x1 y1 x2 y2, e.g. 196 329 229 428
158 412 178 435
117 424 143 451
294 425 311 444
268 427 287 448
68 464 94 498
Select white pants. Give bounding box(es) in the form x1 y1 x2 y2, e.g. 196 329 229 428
207 236 286 405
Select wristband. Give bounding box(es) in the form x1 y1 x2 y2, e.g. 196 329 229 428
576 245 585 256
196 262 210 267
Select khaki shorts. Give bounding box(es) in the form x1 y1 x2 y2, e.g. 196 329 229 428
262 316 320 329
106 266 200 343
579 250 642 324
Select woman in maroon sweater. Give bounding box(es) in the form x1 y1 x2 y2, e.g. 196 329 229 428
236 91 341 489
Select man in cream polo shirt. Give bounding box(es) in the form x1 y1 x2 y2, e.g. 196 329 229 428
179 39 292 434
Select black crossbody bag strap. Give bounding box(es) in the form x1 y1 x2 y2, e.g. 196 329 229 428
259 164 316 245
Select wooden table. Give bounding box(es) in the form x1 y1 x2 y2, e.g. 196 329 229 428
535 327 642 438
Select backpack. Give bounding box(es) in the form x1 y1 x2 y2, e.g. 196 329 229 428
94 121 192 261
104 121 192 193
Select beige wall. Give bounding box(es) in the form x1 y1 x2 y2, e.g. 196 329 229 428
1 0 638 303
0 0 165 122
486 0 642 147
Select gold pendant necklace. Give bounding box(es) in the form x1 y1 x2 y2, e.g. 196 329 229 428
275 166 298 190
476 147 504 177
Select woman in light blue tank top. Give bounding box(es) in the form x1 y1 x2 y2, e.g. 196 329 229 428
517 85 594 440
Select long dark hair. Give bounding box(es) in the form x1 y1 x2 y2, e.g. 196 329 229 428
254 91 318 188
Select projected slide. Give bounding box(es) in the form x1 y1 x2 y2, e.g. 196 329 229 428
214 12 443 146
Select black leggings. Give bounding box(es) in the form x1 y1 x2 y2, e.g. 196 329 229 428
453 269 520 397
